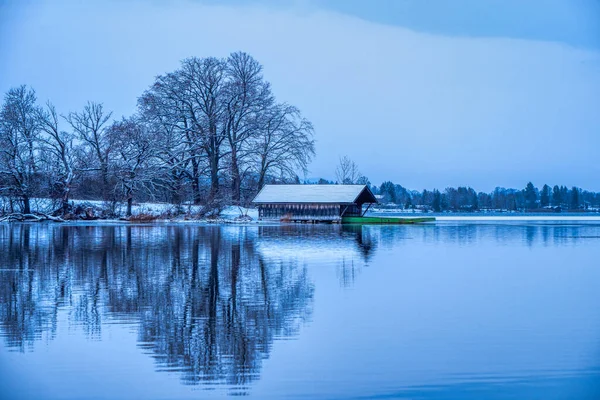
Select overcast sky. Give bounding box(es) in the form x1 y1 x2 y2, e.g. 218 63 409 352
1 0 599 191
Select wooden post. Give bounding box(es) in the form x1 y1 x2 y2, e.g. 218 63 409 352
361 203 372 217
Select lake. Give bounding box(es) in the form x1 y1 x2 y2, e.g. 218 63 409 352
1 221 600 399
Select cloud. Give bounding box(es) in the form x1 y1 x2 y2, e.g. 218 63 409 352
1 0 599 190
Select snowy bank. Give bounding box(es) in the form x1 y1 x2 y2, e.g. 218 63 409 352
0 197 260 224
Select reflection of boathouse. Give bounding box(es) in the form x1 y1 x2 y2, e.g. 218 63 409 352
257 225 377 262
252 184 377 222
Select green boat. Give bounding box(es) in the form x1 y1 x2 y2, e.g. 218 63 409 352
342 216 436 224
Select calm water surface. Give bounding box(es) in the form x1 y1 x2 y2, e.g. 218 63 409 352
1 221 599 399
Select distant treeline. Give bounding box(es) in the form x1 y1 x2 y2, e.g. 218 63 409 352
369 181 599 212
317 158 599 213
0 52 314 217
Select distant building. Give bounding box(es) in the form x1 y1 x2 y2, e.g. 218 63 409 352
252 184 377 222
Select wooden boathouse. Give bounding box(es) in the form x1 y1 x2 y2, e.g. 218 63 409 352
252 184 377 222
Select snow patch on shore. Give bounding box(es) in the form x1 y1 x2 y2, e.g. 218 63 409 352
1 197 260 223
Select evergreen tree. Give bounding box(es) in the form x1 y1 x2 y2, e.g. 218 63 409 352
524 182 537 209
472 192 479 210
570 187 580 210
421 189 431 207
552 185 561 207
540 184 550 207
560 186 569 205
441 193 448 211
510 196 518 211
379 181 396 203
432 189 441 212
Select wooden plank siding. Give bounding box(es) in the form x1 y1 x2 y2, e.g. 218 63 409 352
258 203 345 222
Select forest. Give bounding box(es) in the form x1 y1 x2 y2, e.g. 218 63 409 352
0 52 315 218
371 181 600 213
324 157 600 213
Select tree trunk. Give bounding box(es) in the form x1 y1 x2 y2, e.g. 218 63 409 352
209 156 219 201
171 171 181 205
257 174 265 192
171 188 181 205
231 148 241 205
22 194 31 214
126 196 133 217
190 158 201 205
62 190 70 215
101 165 110 201
257 157 267 191
62 199 69 215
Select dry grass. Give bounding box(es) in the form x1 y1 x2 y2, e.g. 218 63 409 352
127 213 160 222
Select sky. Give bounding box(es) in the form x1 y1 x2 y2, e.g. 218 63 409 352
1 0 599 191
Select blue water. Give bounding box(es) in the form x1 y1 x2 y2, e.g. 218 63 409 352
1 222 599 399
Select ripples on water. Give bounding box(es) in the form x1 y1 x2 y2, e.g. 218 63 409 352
0 222 599 399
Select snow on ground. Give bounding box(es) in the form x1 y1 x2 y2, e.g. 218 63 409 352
128 202 259 222
1 197 260 223
220 206 259 221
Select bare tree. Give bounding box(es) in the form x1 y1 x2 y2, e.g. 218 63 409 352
223 51 273 204
0 53 319 216
138 89 190 204
66 102 113 199
108 117 159 217
142 57 228 203
252 103 315 190
37 101 77 215
0 85 41 214
335 155 367 185
179 57 228 201
138 54 316 207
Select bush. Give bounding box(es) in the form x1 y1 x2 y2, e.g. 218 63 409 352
127 213 159 222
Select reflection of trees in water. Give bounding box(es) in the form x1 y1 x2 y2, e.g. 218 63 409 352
0 224 313 390
367 222 599 248
1 222 593 387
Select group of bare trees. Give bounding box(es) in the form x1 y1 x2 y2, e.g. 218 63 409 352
334 155 369 185
0 52 315 216
138 52 314 207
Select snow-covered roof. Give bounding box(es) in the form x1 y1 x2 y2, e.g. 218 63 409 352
252 184 377 204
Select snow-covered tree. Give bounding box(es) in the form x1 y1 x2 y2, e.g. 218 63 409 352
66 101 114 200
108 117 160 216
37 101 78 214
251 103 314 190
0 85 42 214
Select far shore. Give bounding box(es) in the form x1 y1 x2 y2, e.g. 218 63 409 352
3 215 600 225
1 198 599 224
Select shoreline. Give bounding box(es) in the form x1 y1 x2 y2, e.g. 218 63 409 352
2 215 600 225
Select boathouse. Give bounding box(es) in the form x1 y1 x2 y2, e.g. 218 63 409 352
252 184 377 222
